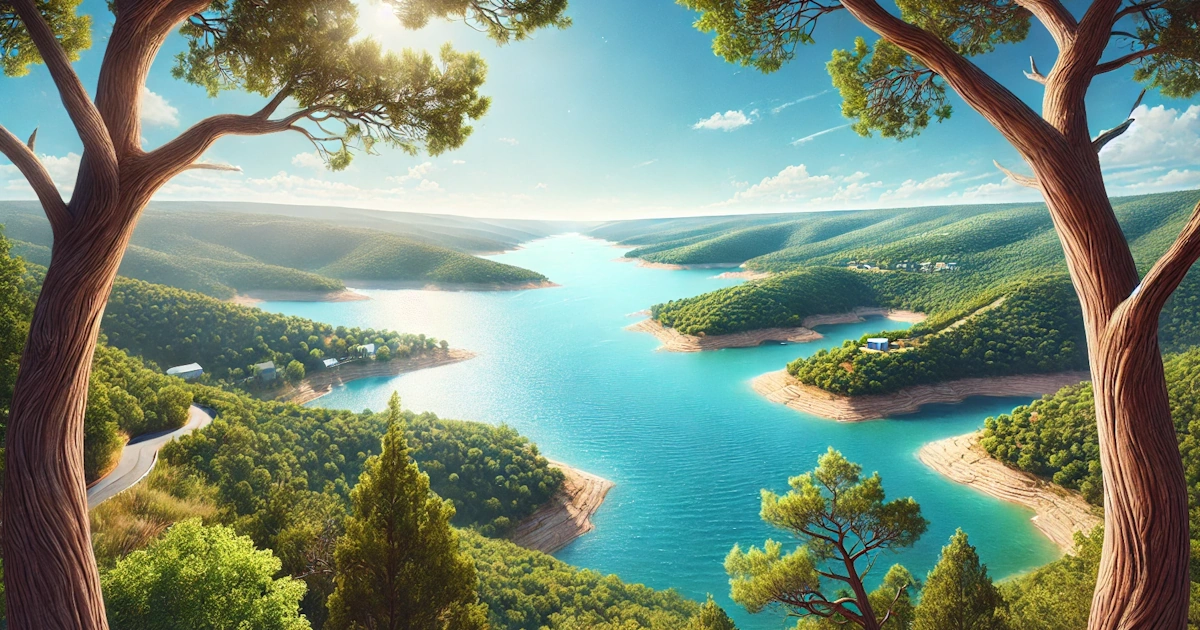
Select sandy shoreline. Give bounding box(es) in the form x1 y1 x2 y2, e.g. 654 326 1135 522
919 432 1101 553
271 349 476 405
751 370 1090 422
344 279 559 292
509 460 614 554
230 288 369 305
714 269 771 280
629 307 927 353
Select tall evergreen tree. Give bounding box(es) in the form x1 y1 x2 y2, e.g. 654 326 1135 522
914 530 1007 630
325 392 487 630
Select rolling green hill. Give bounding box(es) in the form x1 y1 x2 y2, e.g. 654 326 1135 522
0 202 551 299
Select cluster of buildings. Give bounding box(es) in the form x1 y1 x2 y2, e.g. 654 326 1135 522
166 342 385 384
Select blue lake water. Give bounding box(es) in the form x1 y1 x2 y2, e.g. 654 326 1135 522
261 234 1060 629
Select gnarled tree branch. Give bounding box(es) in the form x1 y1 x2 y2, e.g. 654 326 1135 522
1121 200 1200 323
9 0 118 193
0 124 70 233
1013 0 1078 48
994 160 1041 188
1096 47 1159 74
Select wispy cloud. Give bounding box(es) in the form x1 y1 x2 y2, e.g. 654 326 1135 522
291 152 326 172
791 124 850 146
634 159 658 168
772 90 831 115
498 137 520 146
693 110 754 132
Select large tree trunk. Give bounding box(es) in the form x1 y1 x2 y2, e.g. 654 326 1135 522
1032 152 1192 629
2 193 140 630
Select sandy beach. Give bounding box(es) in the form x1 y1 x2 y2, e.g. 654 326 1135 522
713 269 771 280
271 349 476 405
509 460 614 554
751 369 1090 422
919 432 1101 553
230 288 369 306
629 307 927 353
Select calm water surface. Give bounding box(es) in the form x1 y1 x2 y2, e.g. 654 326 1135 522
262 234 1059 629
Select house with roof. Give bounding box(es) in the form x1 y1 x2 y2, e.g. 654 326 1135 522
254 361 277 382
865 338 890 352
166 363 204 381
323 358 339 369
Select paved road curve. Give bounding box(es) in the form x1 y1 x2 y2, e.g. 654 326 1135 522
86 405 215 509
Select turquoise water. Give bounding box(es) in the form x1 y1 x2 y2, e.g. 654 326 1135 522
261 234 1060 629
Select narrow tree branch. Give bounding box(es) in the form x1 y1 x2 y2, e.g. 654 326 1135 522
993 160 1041 188
1013 0 1078 48
1122 200 1200 322
0 124 70 233
1093 119 1134 152
1095 47 1158 75
26 128 37 151
10 0 118 188
184 162 243 172
838 0 1064 162
1025 56 1048 84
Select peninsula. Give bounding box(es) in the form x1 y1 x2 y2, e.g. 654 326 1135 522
273 349 477 405
509 460 614 553
919 432 1102 553
752 370 1091 422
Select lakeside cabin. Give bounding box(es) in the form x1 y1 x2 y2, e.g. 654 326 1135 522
166 363 204 381
866 338 890 352
323 358 339 369
255 361 277 382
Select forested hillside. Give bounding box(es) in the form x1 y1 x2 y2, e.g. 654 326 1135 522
100 276 444 382
0 203 550 298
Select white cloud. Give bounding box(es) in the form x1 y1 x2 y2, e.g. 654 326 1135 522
534 182 548 190
634 159 658 168
791 124 850 146
0 152 81 194
1101 104 1200 170
390 161 434 184
772 90 831 115
416 179 442 192
291 152 326 171
140 87 180 128
719 164 881 208
498 137 520 146
879 171 964 203
452 159 467 165
693 110 753 132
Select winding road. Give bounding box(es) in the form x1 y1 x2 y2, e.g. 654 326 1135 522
86 405 215 509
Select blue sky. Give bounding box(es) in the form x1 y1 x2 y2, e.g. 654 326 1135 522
1 0 1198 219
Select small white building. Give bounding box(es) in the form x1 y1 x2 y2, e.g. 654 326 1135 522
166 363 204 381
866 338 890 352
255 361 277 382
323 358 339 369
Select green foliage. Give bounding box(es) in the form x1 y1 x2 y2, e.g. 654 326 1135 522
284 359 306 383
389 0 570 44
101 519 310 630
0 0 91 77
788 276 1085 396
726 448 925 628
0 229 32 427
829 38 951 140
101 276 443 382
913 530 1008 630
1000 528 1103 630
1128 0 1200 99
653 267 876 336
686 597 738 630
90 463 219 570
161 388 562 540
326 393 487 630
463 531 703 629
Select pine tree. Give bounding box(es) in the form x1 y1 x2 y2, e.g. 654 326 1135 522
325 392 487 630
686 596 737 630
914 530 1007 630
